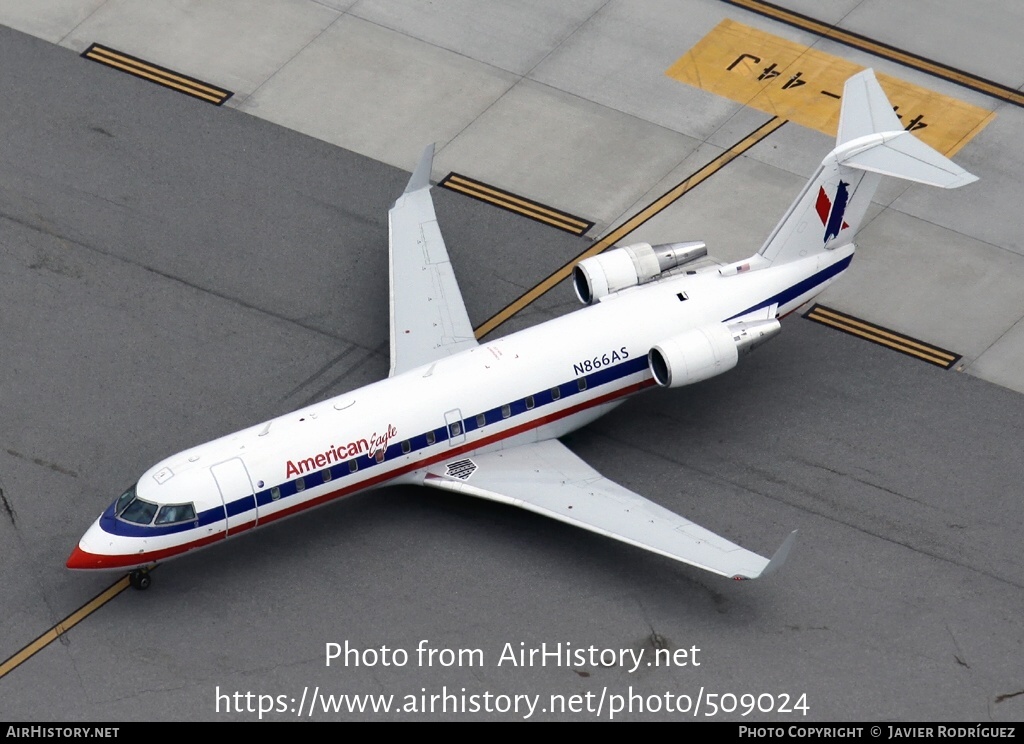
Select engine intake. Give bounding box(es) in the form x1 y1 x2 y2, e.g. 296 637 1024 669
573 241 707 305
648 319 781 388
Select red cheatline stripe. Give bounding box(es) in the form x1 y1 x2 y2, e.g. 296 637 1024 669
77 376 659 568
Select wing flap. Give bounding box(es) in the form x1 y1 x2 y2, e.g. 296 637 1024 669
388 145 477 377
421 440 793 580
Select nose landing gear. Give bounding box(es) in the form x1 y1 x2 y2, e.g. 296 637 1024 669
129 568 152 590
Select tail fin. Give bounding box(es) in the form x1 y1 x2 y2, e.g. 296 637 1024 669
757 69 977 266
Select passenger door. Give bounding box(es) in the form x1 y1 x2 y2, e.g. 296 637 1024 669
210 458 258 536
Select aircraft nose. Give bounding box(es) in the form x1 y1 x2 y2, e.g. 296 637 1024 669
66 545 100 569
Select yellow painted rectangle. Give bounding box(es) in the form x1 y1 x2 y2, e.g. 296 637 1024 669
666 19 993 156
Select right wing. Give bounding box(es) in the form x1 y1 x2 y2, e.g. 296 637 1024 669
420 439 796 580
387 144 478 377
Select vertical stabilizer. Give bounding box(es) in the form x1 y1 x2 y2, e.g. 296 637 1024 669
835 70 904 146
757 70 977 266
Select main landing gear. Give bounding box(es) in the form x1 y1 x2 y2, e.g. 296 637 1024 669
129 568 152 590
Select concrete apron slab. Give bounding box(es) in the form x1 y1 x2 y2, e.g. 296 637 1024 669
0 0 105 44
436 78 704 236
0 0 1020 394
56 0 342 101
238 13 520 175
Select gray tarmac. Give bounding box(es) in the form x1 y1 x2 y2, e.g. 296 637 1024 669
1 3 1023 723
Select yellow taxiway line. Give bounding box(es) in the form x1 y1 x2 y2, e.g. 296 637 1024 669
0 575 131 680
473 117 787 339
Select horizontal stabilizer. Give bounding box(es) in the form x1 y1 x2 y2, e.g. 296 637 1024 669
757 69 977 266
837 69 977 188
839 131 978 188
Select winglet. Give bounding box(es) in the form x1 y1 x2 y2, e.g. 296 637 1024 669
755 529 798 579
404 143 435 194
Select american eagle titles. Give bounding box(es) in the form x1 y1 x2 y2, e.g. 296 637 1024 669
285 424 398 478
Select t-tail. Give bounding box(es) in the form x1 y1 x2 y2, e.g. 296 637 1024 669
756 69 977 267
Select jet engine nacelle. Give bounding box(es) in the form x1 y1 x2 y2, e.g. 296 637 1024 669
573 241 707 305
649 319 782 388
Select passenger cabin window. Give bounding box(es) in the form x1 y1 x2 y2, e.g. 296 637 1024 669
402 440 411 454
551 387 561 400
450 422 462 436
155 503 196 525
322 468 332 483
120 497 158 525
349 460 359 473
271 486 281 500
525 395 535 410
501 404 511 419
375 450 385 463
426 431 436 445
296 477 305 492
578 378 587 391
476 413 486 427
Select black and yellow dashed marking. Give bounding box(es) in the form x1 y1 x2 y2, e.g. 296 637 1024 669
440 173 593 237
804 304 961 369
82 44 232 105
722 0 1024 108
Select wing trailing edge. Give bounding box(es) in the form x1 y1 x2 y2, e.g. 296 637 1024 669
388 144 477 377
420 440 795 580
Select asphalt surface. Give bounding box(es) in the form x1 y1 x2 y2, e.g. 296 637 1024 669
1 22 1022 722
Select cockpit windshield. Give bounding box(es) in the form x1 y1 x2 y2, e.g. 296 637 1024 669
114 483 196 527
155 503 197 525
120 497 158 525
114 485 136 515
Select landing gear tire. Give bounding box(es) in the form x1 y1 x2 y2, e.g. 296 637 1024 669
129 569 152 590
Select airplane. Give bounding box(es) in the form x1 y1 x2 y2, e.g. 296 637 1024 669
67 70 976 590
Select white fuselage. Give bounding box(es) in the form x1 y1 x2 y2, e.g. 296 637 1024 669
68 244 853 570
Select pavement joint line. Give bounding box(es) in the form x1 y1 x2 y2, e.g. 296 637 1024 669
804 304 961 369
0 575 132 680
473 117 787 339
722 0 1024 107
82 44 233 105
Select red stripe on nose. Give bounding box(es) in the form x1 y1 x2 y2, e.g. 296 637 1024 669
66 546 103 569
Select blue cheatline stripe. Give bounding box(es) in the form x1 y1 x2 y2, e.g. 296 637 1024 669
101 257 847 541
101 355 650 538
724 255 852 321
100 500 226 536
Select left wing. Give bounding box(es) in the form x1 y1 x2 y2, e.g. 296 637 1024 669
388 144 478 377
420 439 795 580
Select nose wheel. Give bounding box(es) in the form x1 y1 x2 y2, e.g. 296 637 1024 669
129 569 152 590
